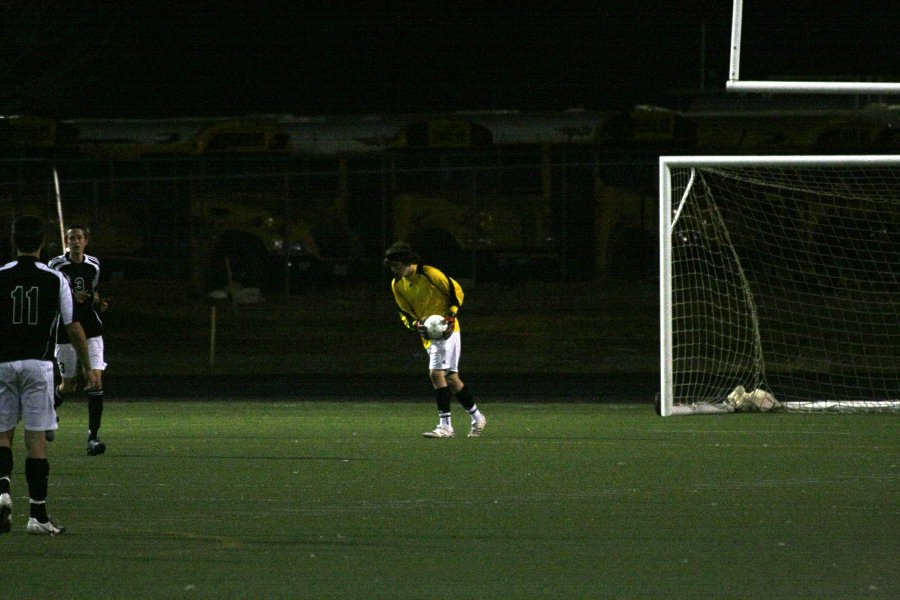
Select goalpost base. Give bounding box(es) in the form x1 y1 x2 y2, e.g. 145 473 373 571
780 400 900 413
668 403 735 416
668 400 900 416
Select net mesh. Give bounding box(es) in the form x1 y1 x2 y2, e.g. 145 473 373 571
668 162 900 411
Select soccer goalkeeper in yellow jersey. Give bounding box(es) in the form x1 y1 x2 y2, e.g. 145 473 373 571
384 241 486 438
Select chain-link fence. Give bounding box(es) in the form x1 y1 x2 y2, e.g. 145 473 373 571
0 148 658 292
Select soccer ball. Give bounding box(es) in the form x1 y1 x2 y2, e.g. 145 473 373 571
423 314 448 340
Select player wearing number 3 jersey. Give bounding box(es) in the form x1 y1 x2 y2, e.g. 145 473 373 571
384 241 486 438
48 226 109 455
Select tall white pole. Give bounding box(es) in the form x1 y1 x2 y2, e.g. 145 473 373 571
52 168 65 252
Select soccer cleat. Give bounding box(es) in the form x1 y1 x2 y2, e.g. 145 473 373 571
27 516 66 535
468 417 487 437
422 426 454 438
0 493 11 534
86 438 107 456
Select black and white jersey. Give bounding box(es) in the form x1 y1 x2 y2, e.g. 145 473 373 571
48 252 103 341
0 256 74 362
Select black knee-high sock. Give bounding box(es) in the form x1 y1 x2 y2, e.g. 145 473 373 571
435 386 453 416
455 385 476 411
25 458 49 521
0 447 12 495
87 389 104 439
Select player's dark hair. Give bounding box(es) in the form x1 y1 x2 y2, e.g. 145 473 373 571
383 241 420 266
65 224 89 237
12 215 45 253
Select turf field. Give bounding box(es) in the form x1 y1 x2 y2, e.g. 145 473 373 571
4 400 898 599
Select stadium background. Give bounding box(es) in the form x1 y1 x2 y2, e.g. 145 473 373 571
1 102 897 399
2 3 897 401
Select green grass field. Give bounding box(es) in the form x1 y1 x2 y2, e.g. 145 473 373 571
4 400 897 599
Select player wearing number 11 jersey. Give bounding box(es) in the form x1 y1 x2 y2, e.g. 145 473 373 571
0 215 97 535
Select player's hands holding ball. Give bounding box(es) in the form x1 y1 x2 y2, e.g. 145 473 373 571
414 320 430 338
416 315 455 340
441 315 455 339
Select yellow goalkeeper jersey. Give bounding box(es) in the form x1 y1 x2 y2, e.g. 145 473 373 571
391 264 464 348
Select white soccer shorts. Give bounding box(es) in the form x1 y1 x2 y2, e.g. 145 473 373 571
55 336 107 379
0 360 56 432
427 331 461 372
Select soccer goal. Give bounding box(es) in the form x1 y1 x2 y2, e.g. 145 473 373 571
659 155 900 416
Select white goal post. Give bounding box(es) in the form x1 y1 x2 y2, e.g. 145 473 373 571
659 155 900 416
727 0 900 95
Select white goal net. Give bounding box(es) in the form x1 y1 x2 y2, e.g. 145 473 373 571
659 155 900 415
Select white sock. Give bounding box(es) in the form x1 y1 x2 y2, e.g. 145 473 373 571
467 406 484 422
439 413 452 429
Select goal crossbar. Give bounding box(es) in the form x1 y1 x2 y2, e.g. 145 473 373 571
726 81 900 95
728 0 900 95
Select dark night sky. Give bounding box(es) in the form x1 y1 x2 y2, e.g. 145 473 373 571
2 1 897 119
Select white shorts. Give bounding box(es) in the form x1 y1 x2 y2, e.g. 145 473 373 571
0 360 57 432
427 331 461 372
55 337 107 379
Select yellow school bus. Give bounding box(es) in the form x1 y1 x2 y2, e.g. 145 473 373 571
386 118 558 277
